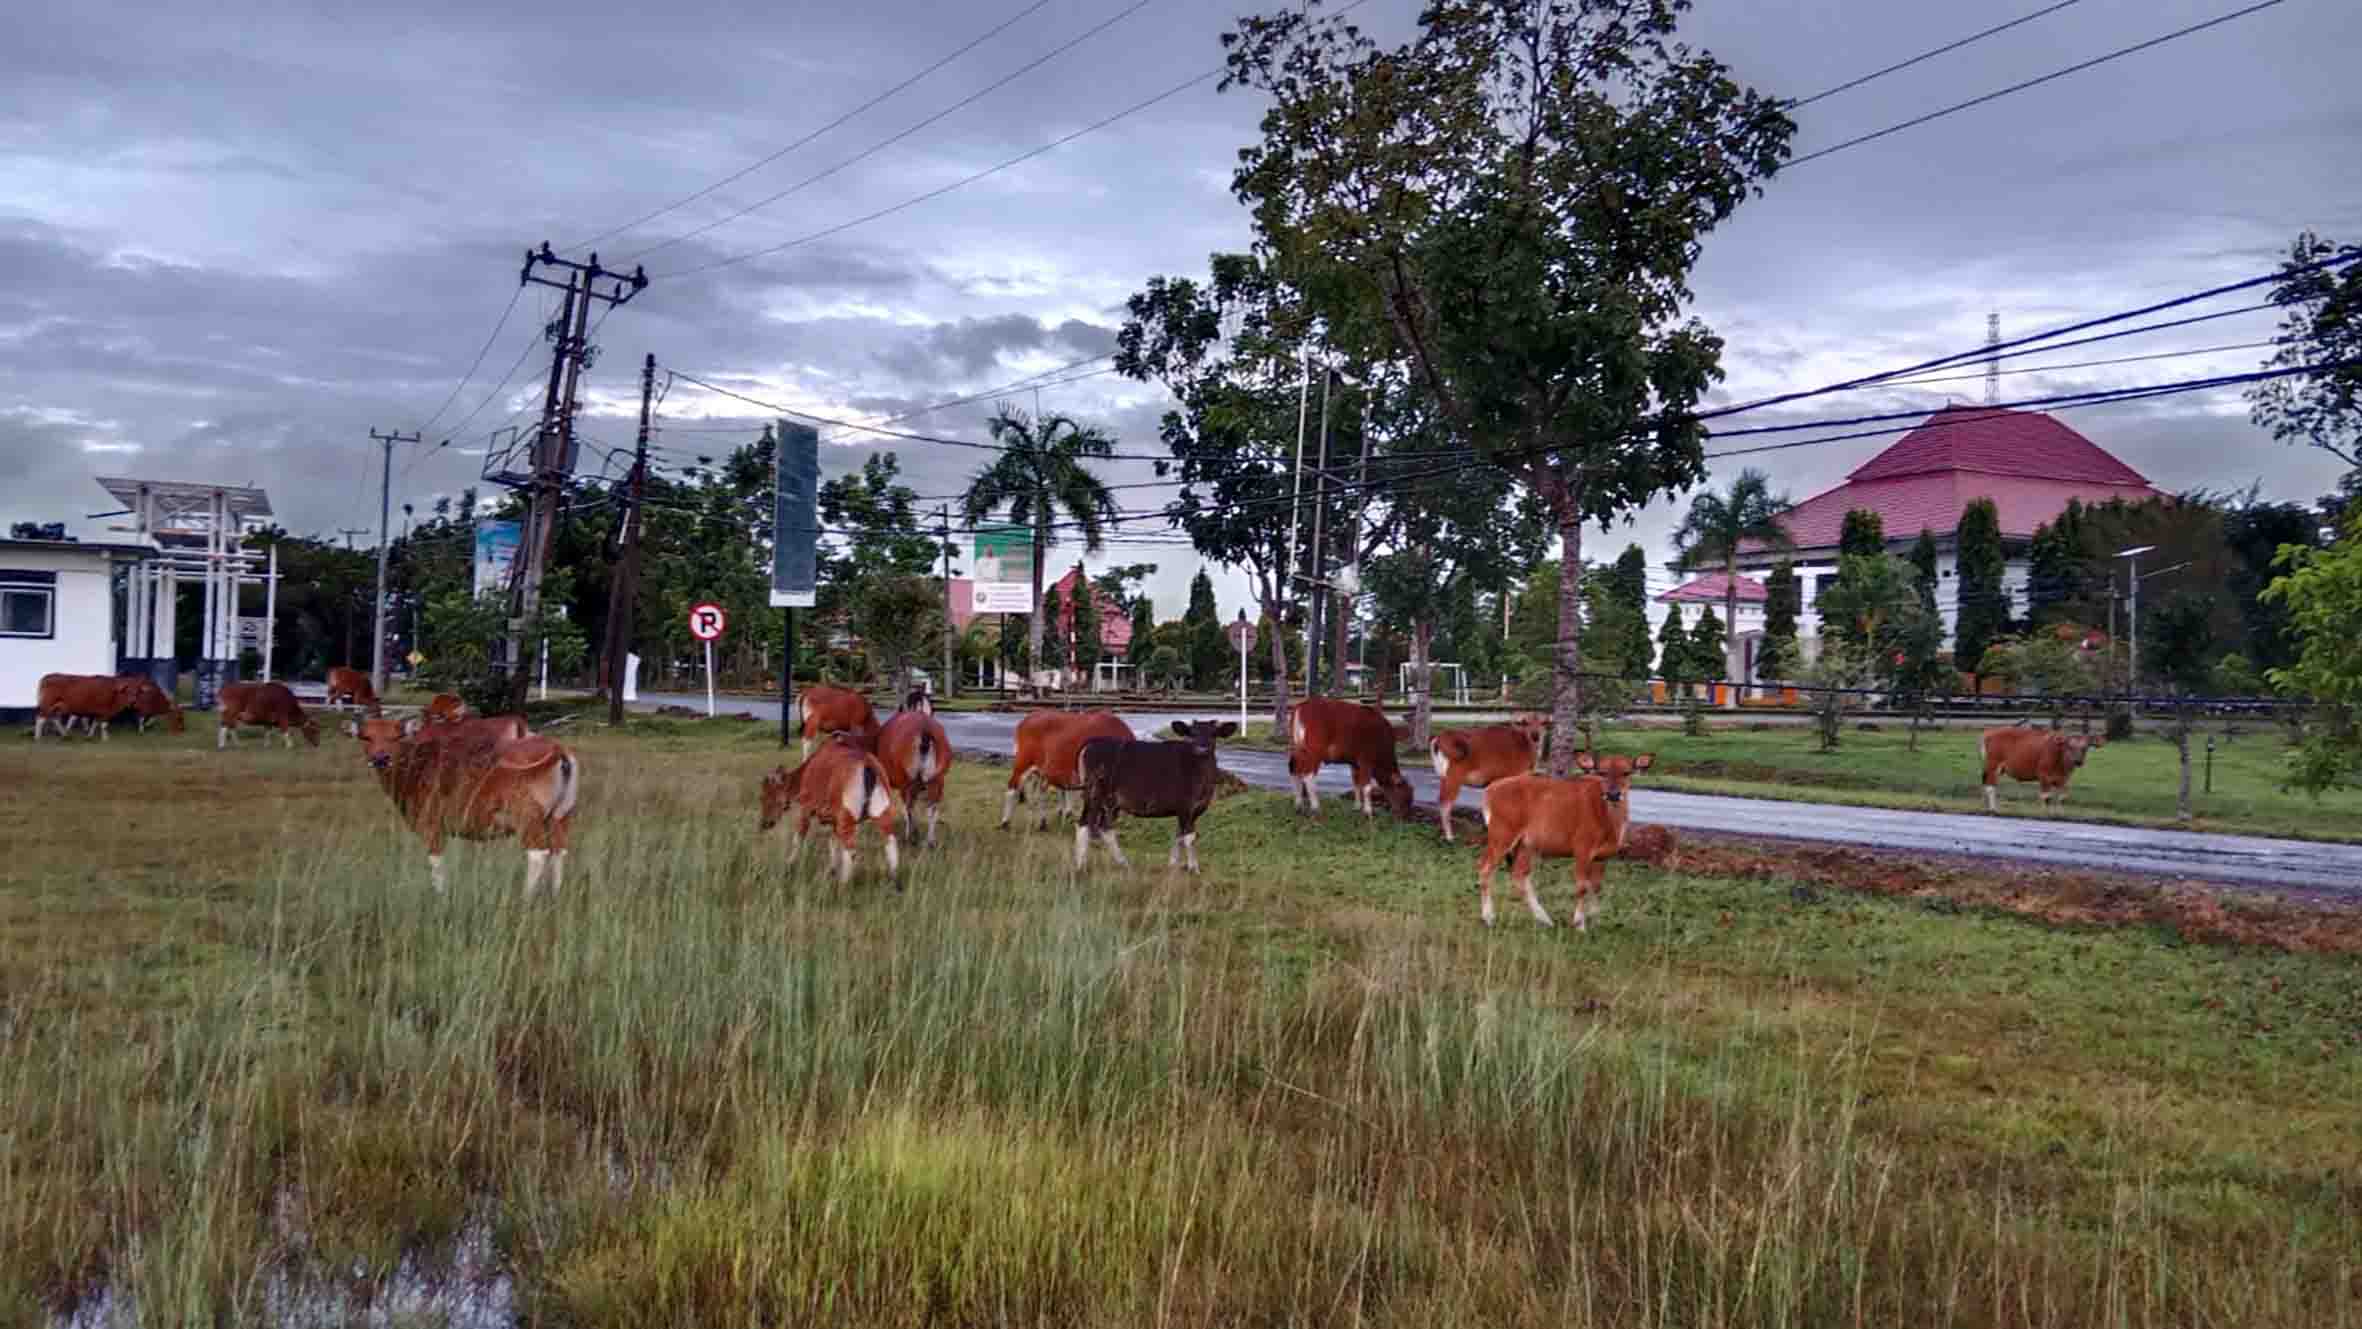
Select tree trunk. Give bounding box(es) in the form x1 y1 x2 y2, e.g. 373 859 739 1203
1548 517 1586 777
2176 703 2193 823
1409 618 1434 752
1264 593 1293 737
1026 515 1047 698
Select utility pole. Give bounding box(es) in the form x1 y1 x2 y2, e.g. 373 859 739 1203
940 505 956 699
368 428 419 697
507 243 648 710
1306 360 1334 695
606 353 655 728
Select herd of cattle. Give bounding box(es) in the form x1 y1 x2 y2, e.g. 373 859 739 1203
26 670 2114 928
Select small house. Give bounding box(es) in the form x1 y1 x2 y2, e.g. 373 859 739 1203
0 536 155 722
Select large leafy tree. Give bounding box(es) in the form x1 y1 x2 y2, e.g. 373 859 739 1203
1220 0 1794 774
2265 509 2362 794
2215 488 2323 671
1126 599 1156 668
958 406 1119 691
2247 232 2362 476
1954 497 2010 680
1673 467 1792 688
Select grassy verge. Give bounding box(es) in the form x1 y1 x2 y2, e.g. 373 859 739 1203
3 724 2358 1325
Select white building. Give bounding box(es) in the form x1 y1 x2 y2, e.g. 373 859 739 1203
0 537 155 721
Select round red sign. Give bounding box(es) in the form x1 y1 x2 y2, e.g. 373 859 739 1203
688 602 727 641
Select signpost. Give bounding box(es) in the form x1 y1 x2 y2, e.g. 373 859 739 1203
472 520 521 598
1227 610 1257 733
773 421 819 747
689 601 726 718
971 523 1035 613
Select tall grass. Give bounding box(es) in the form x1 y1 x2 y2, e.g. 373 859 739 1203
1 737 2355 1326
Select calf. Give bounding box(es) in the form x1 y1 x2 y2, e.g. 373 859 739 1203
759 736 901 884
789 683 880 758
349 715 578 895
1980 726 2104 812
1072 720 1236 873
1003 708 1133 829
422 693 470 725
1287 697 1415 819
1474 752 1655 929
218 682 320 749
869 691 951 848
1428 712 1549 842
325 666 381 714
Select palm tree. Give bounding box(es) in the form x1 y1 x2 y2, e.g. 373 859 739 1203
1672 468 1794 691
959 405 1120 692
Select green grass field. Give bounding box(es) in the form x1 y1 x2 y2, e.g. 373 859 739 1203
3 720 2358 1326
1230 713 2361 843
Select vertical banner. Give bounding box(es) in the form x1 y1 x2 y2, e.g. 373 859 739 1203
971 523 1035 613
771 421 819 608
473 521 521 598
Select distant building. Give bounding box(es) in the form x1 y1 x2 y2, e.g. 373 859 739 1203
0 534 155 722
1657 405 2163 679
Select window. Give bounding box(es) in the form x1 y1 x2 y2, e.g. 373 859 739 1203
1813 574 1838 600
0 570 55 638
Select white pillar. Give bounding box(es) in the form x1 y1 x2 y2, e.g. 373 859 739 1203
262 541 277 681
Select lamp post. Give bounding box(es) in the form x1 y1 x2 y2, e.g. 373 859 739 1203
2113 545 2155 697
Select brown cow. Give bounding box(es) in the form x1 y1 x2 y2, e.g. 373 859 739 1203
217 682 320 749
1073 720 1236 873
759 736 901 884
324 666 381 714
422 693 470 724
1428 712 1549 842
349 715 579 895
1002 708 1133 829
1288 697 1415 819
1474 752 1655 929
789 683 881 758
1980 726 2105 812
34 673 146 741
867 690 950 849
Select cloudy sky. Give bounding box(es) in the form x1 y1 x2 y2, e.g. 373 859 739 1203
4 0 2357 617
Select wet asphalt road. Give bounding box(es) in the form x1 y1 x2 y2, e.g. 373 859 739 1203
640 695 2362 896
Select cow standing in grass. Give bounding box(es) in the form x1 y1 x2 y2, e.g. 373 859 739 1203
1073 720 1236 873
325 666 380 714
1980 727 2104 812
1003 709 1133 830
789 684 881 758
1287 697 1415 819
1428 713 1548 843
34 673 182 740
1475 752 1655 929
349 715 579 895
217 682 320 748
760 736 901 884
867 689 950 849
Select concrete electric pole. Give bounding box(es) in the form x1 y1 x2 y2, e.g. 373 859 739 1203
368 428 419 697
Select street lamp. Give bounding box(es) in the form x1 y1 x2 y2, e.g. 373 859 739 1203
2114 545 2154 695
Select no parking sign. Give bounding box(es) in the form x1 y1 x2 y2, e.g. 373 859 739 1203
689 602 726 715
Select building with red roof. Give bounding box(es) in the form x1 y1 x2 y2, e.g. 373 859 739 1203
1658 404 2162 678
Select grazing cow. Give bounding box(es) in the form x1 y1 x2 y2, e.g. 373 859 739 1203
1980 726 2105 812
1474 751 1656 929
217 682 320 749
1428 712 1549 842
1287 697 1415 819
117 675 185 735
788 683 880 758
324 666 381 714
759 736 900 884
33 673 150 741
867 690 950 849
422 693 470 725
1002 708 1133 829
349 715 579 895
1073 720 1237 873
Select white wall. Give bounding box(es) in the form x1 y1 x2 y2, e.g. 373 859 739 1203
0 548 120 709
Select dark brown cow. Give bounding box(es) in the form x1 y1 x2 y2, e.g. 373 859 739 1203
422 693 470 724
1073 720 1236 873
1980 727 2105 812
1475 752 1655 929
325 666 380 713
789 683 881 758
1287 697 1415 819
349 715 579 895
867 690 950 848
217 682 320 749
759 736 900 884
1427 712 1548 842
1003 708 1133 829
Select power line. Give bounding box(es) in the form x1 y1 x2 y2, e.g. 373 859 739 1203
416 284 526 436
1874 338 2275 389
1787 0 2084 109
661 367 1182 460
1784 0 2288 170
629 0 1158 264
565 0 1059 255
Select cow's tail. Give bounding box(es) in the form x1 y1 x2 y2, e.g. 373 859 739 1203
1290 713 1306 748
846 761 891 822
1430 731 1469 776
788 694 805 734
550 752 580 821
915 730 939 783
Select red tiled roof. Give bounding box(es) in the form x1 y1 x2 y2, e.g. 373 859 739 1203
1050 566 1134 651
1740 407 2161 553
1657 571 1768 604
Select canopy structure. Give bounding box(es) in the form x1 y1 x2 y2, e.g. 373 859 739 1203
97 478 281 705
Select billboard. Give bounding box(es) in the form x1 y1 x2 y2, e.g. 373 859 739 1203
770 420 819 608
473 520 520 598
971 523 1034 613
